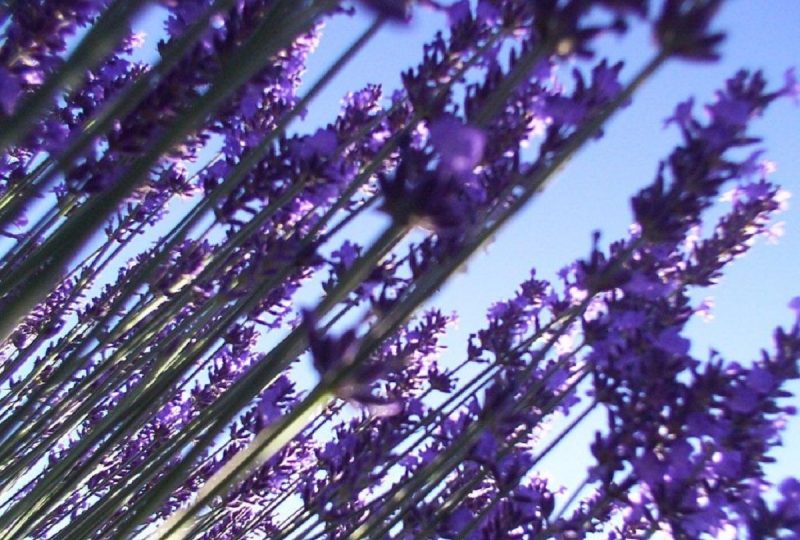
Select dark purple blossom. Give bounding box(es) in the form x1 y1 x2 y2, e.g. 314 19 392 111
359 0 412 21
655 0 726 61
378 133 486 235
0 67 21 115
0 3 797 540
429 115 487 177
632 70 787 243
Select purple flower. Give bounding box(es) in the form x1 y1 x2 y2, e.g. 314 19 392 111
778 478 800 520
294 127 338 160
789 297 800 319
445 0 470 25
0 67 21 115
655 0 725 61
379 134 485 234
475 1 501 25
664 97 695 130
304 312 399 411
359 0 412 21
780 67 800 104
429 115 486 177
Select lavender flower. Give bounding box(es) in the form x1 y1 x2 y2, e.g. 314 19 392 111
0 2 798 539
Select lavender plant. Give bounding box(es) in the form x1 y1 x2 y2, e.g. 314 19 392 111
0 0 798 538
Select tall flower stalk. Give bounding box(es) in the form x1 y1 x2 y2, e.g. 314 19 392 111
0 1 798 539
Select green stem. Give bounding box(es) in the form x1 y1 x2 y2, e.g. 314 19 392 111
0 293 230 537
50 222 405 540
155 389 332 540
345 312 586 540
0 0 237 232
450 399 598 540
0 0 151 153
0 0 331 346
0 13 383 428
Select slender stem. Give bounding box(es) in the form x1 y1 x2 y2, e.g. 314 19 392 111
155 389 331 540
48 221 405 540
1 13 500 442
0 0 332 347
0 1 373 461
334 51 668 540
0 0 150 152
451 399 598 540
346 313 587 540
0 0 237 232
138 223 407 539
0 13 384 426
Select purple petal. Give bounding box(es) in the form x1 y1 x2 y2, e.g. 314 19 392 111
429 116 486 176
0 68 21 115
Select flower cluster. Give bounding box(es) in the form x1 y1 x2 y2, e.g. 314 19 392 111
0 1 796 539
